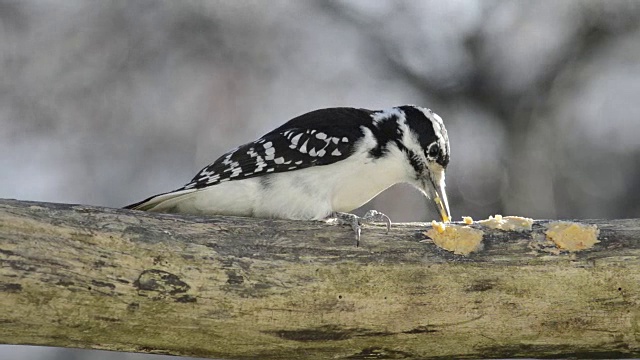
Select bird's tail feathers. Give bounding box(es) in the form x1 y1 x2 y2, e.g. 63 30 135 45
124 188 198 213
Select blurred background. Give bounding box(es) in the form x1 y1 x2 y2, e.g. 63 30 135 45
1 0 640 359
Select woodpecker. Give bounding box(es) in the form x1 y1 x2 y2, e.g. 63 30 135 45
125 105 451 243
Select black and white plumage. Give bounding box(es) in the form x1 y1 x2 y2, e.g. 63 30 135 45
125 105 451 226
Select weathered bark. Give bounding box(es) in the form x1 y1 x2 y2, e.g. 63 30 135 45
1 198 639 359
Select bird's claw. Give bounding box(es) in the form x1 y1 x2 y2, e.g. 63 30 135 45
330 210 392 246
362 209 391 233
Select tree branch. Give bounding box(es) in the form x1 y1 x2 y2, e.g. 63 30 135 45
1 198 639 359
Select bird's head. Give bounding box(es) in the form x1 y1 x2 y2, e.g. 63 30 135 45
395 105 451 222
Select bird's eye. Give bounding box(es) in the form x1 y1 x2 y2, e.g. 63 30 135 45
427 144 439 159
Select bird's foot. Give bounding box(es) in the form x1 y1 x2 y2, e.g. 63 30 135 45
329 210 391 246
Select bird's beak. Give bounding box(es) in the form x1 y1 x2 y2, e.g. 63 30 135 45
420 166 451 223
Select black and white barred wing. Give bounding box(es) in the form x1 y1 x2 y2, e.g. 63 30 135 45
181 127 356 190
179 107 377 191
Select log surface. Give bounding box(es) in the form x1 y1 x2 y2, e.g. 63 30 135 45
1 198 640 359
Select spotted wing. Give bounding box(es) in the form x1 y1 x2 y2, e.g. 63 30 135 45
181 107 374 190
